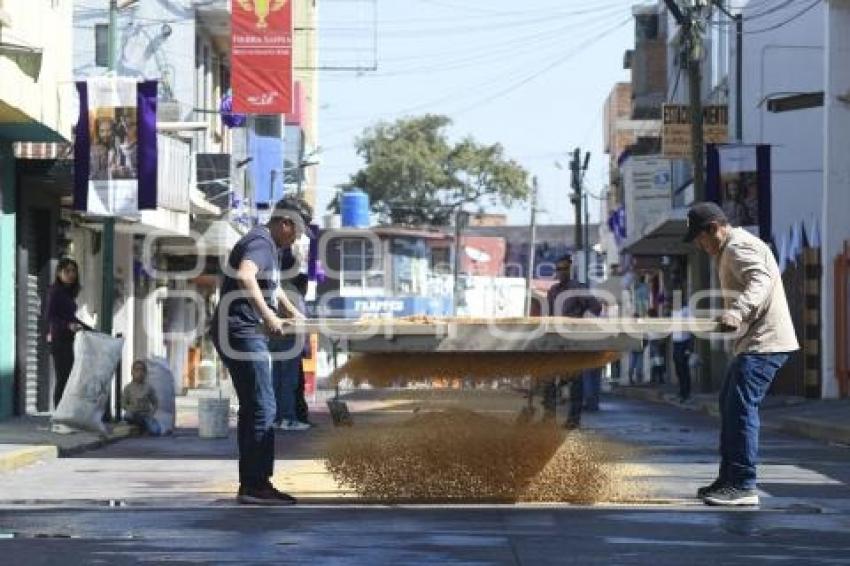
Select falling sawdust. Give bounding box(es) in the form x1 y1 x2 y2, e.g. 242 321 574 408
324 409 641 504
331 351 619 387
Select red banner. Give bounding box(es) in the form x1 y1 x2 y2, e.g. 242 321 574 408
231 0 293 114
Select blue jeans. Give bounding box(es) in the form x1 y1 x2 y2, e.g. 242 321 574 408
213 334 275 489
628 349 644 384
582 369 601 411
673 340 693 400
125 413 161 436
719 352 789 490
269 336 302 425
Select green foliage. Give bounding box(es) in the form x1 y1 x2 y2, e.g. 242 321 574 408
331 115 530 226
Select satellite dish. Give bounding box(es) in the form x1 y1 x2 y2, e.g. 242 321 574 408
464 246 491 263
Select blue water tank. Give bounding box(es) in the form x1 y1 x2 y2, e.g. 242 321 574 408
340 189 370 228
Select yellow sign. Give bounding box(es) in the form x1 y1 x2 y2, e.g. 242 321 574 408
236 0 287 29
662 104 728 159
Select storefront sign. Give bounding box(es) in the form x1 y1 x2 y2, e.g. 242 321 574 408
231 0 293 114
662 104 728 159
622 155 672 240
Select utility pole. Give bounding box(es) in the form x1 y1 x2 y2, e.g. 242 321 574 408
664 0 707 200
664 0 715 392
525 176 538 316
569 148 591 282
710 0 743 140
452 206 467 315
101 0 119 339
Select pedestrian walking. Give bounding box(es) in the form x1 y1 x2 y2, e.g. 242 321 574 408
210 195 313 506
671 303 694 402
647 307 668 385
685 202 798 507
544 254 602 429
45 258 91 423
122 361 161 436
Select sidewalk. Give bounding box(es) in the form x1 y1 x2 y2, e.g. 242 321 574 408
0 415 133 472
614 383 850 445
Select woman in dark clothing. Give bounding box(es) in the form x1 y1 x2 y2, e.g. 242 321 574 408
45 258 88 409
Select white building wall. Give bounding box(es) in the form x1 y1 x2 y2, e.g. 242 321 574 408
822 0 850 399
740 1 826 245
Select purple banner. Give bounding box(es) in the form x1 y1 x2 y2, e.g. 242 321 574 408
73 78 158 214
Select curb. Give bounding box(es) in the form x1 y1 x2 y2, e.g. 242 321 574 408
57 423 135 457
780 417 850 446
0 445 58 473
613 387 850 446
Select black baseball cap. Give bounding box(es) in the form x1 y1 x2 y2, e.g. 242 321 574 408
272 195 315 238
683 202 728 243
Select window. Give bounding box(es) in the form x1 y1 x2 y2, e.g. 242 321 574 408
339 238 383 295
95 24 109 67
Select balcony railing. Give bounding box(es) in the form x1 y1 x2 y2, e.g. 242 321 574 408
157 133 192 213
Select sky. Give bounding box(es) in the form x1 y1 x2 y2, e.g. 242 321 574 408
315 0 642 226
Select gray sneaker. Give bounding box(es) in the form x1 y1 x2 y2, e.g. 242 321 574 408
697 478 727 499
703 486 759 506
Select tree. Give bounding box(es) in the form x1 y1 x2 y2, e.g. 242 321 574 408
332 114 530 226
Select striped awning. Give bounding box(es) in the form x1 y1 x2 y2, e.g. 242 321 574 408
13 142 72 160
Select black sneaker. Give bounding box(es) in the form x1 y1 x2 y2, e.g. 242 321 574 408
697 478 727 499
564 419 580 430
703 486 759 507
237 484 297 506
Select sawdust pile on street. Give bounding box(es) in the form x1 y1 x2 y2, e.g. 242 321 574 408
324 409 638 503
331 351 619 386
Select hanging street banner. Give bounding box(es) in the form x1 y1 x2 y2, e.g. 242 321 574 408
706 143 772 242
662 104 729 159
231 0 293 114
74 78 158 216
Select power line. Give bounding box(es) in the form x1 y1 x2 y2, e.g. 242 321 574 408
744 0 822 33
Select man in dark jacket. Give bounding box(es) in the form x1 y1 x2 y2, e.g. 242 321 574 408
210 195 312 506
543 254 602 428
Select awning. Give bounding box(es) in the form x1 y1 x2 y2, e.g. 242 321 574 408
158 219 244 256
190 188 221 216
622 208 693 256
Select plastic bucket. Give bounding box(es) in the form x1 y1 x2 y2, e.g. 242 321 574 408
198 396 230 438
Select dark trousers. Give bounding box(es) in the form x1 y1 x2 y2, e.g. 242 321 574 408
270 337 302 425
650 340 667 384
718 353 789 490
214 334 275 489
295 365 309 423
567 376 583 425
673 340 693 400
542 373 589 425
582 369 601 411
51 337 75 409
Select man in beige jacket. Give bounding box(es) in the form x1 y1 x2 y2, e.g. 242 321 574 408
684 202 799 507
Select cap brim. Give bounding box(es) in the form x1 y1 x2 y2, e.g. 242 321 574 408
683 224 700 243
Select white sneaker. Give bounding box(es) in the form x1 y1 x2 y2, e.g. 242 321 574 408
279 420 311 431
51 423 76 435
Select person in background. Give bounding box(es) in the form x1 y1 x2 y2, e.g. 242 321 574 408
685 202 798 506
647 307 668 385
122 360 161 436
291 274 312 426
628 314 646 385
671 303 694 403
270 267 311 432
544 254 602 429
45 258 90 419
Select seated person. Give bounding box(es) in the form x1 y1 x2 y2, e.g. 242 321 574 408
122 360 161 436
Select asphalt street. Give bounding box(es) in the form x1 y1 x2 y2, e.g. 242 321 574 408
1 394 849 565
